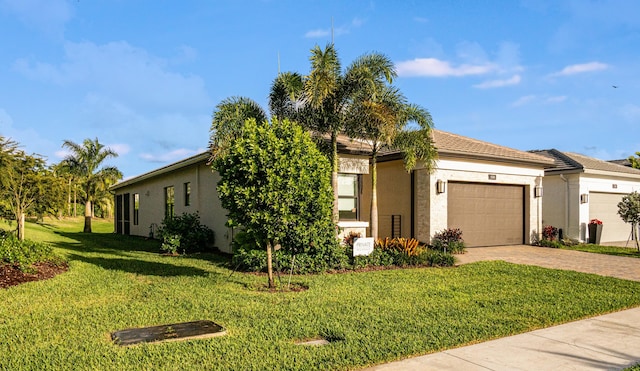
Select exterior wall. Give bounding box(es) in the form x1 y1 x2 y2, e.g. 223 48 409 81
422 158 544 244
543 172 640 242
113 162 233 253
362 157 545 245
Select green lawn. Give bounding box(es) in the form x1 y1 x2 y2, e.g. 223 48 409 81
2 218 640 370
561 243 640 258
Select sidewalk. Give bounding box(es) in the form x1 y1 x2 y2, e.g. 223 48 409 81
363 246 640 370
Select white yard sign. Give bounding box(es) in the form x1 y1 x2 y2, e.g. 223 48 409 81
352 237 374 256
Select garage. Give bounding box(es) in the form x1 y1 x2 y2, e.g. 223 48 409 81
448 182 525 247
589 192 631 243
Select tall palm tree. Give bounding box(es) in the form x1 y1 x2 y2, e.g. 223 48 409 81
346 84 436 238
209 96 268 160
269 44 396 224
61 138 122 233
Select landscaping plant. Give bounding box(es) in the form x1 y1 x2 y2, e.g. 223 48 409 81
431 228 466 254
158 212 215 254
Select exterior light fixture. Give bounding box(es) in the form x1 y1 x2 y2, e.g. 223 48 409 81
534 186 543 198
436 180 447 194
580 194 589 204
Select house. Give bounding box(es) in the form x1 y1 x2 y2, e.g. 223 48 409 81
111 129 555 251
531 149 640 243
111 146 371 254
357 130 554 247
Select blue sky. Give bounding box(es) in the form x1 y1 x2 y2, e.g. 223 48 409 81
1 0 639 178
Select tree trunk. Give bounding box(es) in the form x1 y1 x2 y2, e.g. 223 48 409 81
266 241 275 288
370 154 378 239
84 200 92 233
73 187 77 218
331 131 339 226
67 178 71 218
17 212 25 241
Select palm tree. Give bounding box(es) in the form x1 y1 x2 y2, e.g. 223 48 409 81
269 44 396 224
209 96 268 160
61 138 122 233
346 84 436 238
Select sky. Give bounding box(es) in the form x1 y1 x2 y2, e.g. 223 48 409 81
1 0 639 179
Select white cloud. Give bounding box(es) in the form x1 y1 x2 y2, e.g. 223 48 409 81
474 75 521 89
0 0 72 36
550 62 609 77
396 58 496 77
304 18 364 39
511 95 537 107
139 148 202 164
511 95 567 107
304 29 330 38
545 96 567 104
108 143 131 156
14 41 211 110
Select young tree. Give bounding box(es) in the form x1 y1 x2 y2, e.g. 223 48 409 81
618 192 640 251
212 118 336 288
60 138 122 233
346 85 436 238
269 44 396 224
0 150 64 239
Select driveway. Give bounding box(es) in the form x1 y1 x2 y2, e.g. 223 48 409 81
456 245 640 282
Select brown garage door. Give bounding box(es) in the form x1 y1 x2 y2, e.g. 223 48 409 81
448 182 524 247
589 192 630 243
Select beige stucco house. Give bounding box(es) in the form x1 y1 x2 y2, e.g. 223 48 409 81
111 129 555 251
354 130 554 247
111 147 371 254
531 149 640 243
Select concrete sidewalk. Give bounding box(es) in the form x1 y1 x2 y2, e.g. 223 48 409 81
364 307 640 370
363 246 640 370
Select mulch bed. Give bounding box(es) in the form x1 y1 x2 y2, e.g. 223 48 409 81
0 262 69 289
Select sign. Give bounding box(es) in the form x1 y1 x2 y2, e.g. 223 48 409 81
353 237 374 256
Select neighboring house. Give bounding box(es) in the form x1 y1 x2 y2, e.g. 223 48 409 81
111 145 371 254
531 149 640 243
357 130 554 247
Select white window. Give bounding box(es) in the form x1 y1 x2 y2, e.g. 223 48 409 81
338 174 359 220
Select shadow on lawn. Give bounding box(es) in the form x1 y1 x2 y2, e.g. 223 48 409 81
52 231 233 275
65 252 212 277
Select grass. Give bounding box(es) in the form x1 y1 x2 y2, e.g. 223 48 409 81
1 218 640 370
560 243 640 258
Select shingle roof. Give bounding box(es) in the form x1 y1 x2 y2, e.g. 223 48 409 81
531 149 640 177
431 130 554 166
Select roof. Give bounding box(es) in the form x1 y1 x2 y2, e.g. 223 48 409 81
111 151 210 190
530 149 640 177
430 130 554 166
112 129 555 190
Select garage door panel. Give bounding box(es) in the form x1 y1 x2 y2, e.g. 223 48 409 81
448 183 524 247
589 192 630 243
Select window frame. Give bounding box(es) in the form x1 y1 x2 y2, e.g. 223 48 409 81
184 182 191 206
164 186 175 219
133 193 139 225
337 173 360 221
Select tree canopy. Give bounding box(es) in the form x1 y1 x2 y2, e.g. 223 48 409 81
618 191 640 251
60 138 122 233
212 118 338 287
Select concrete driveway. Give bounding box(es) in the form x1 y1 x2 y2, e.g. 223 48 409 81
456 245 640 282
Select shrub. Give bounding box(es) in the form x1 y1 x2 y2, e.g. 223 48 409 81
538 239 563 248
431 228 466 254
0 233 61 271
231 231 350 274
158 213 215 254
542 225 559 241
342 231 361 247
375 237 426 256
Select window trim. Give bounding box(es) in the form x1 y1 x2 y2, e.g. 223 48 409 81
184 182 191 206
133 193 139 225
164 186 175 219
337 173 360 221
